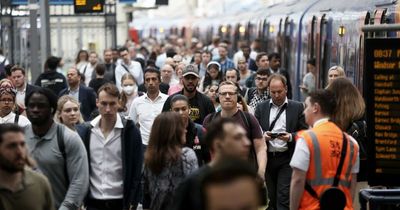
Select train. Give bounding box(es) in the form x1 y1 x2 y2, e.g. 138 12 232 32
132 0 399 100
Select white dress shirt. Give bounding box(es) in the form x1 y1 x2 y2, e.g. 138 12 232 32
0 112 31 128
89 114 124 199
268 98 288 152
16 84 26 109
80 63 96 86
115 61 143 91
128 92 168 145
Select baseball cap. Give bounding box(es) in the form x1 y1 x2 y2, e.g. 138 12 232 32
182 64 200 78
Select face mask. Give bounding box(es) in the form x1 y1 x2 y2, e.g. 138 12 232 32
122 85 137 95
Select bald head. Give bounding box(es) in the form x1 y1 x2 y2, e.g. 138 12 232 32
161 64 174 84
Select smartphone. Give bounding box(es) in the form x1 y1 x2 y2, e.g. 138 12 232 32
269 133 285 138
270 133 279 138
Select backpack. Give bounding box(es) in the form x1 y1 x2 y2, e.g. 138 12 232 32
56 124 69 184
347 120 367 160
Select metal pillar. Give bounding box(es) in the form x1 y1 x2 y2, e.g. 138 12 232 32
28 0 41 81
39 0 50 66
57 17 62 56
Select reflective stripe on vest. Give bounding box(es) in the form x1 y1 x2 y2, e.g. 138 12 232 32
305 130 354 189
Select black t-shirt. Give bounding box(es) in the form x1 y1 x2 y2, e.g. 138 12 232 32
35 71 67 96
162 90 215 124
89 78 109 94
186 121 210 166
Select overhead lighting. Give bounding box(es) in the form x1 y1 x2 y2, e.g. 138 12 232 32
221 26 227 33
338 25 345 37
239 26 246 33
269 25 275 33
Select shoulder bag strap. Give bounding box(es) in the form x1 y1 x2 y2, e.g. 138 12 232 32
268 103 287 131
14 113 19 124
57 124 69 184
333 132 348 187
121 64 131 74
304 131 349 199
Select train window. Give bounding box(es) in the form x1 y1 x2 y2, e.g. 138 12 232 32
233 24 240 52
310 16 317 59
263 20 269 52
319 15 332 88
283 17 293 71
226 24 232 42
277 18 283 56
373 9 388 37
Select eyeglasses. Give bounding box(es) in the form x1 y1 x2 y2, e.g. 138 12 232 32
219 91 237 97
0 99 14 103
255 77 268 81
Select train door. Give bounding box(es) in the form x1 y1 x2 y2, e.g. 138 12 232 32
277 18 283 56
233 24 241 52
282 17 293 71
357 12 371 94
309 16 318 60
318 15 333 88
262 19 269 52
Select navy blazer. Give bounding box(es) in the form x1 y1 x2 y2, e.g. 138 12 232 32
254 99 308 154
59 84 97 121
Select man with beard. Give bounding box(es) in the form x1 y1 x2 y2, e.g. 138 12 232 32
162 64 215 124
24 88 89 210
0 123 54 210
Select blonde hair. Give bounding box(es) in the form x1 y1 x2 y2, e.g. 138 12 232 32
326 78 365 130
328 65 345 77
54 95 84 124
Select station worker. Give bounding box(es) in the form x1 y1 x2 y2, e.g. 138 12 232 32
290 89 359 210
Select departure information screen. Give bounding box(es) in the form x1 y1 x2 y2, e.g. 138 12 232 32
365 38 400 186
74 0 104 13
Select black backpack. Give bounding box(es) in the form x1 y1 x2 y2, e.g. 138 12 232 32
347 120 367 160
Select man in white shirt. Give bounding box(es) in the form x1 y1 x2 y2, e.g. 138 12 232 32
76 83 143 210
290 89 359 210
129 68 168 148
80 52 99 86
254 74 307 210
10 66 39 112
115 47 143 91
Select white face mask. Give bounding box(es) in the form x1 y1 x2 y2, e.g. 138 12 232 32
122 84 137 95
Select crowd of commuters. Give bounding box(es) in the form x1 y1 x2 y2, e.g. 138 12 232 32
0 35 367 210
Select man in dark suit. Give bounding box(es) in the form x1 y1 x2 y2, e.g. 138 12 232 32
10 66 39 113
268 52 292 99
59 67 97 121
254 74 307 210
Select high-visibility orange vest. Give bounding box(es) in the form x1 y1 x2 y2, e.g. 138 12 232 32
298 121 359 210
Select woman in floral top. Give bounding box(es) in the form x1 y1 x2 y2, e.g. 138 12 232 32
143 112 198 210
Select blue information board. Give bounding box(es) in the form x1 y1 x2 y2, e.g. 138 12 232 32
12 0 73 5
12 0 135 5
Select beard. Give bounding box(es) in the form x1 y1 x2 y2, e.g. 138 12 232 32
0 153 25 173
